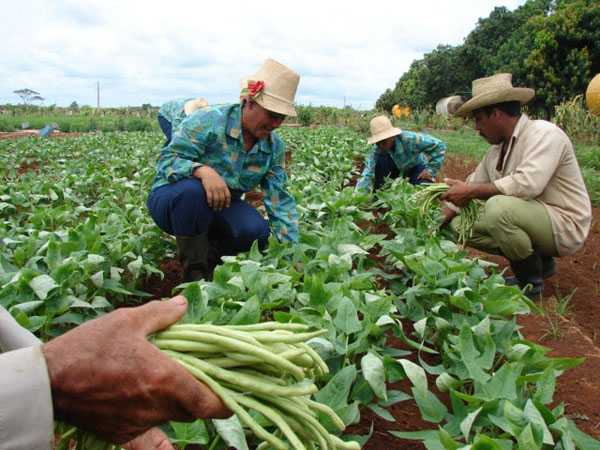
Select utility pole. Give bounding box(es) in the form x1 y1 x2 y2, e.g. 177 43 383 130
97 82 100 109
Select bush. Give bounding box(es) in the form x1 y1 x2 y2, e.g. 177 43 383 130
553 95 600 143
297 106 314 127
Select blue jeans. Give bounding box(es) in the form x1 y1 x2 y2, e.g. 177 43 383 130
147 178 270 255
374 152 431 189
157 114 172 147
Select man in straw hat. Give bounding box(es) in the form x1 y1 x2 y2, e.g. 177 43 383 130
356 115 446 191
147 58 300 282
441 73 591 298
157 97 210 146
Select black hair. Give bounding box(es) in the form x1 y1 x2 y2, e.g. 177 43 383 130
479 101 521 118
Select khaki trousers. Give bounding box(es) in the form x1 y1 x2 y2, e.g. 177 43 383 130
450 195 557 261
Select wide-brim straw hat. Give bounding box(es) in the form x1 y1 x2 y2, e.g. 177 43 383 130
367 115 402 145
455 73 535 117
241 58 300 117
184 97 209 115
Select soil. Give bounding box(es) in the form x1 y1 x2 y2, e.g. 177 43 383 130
0 130 84 140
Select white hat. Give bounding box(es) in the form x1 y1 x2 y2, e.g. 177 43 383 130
455 73 534 117
367 115 402 145
241 58 300 117
184 97 209 115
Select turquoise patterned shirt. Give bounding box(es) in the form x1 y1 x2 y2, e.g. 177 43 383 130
151 103 299 242
158 98 194 130
356 131 446 191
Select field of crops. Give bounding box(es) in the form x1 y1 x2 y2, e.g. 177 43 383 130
1 129 599 450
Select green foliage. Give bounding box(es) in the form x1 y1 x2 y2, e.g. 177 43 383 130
554 95 600 143
3 127 599 448
378 0 600 116
297 105 315 127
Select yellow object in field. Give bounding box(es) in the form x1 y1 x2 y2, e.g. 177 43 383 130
586 73 600 116
392 104 411 119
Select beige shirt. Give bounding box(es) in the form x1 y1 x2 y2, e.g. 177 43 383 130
0 306 53 450
467 114 592 256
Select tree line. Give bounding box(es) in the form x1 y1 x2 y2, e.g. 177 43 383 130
376 0 600 117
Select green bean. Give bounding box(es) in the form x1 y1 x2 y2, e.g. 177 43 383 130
175 359 288 450
228 322 311 332
157 331 305 380
331 435 362 450
166 351 316 397
248 330 328 344
304 399 346 431
168 324 264 347
153 339 222 353
256 395 336 450
233 393 306 450
298 342 330 375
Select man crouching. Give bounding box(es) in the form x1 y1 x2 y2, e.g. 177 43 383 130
441 73 591 298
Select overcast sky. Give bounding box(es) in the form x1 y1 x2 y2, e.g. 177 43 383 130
1 0 526 109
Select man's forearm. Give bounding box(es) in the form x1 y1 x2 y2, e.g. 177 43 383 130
468 182 500 200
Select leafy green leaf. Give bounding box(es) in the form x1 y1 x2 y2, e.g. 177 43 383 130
29 275 58 300
213 416 249 450
361 352 387 400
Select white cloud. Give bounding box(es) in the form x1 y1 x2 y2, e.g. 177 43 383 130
0 0 526 108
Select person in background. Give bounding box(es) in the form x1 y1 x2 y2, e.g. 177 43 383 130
0 297 230 450
157 97 209 145
356 115 446 191
147 58 300 282
441 73 591 298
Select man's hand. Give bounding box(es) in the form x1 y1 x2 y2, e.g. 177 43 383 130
123 427 174 450
194 166 231 210
440 178 473 207
42 296 231 444
417 169 434 182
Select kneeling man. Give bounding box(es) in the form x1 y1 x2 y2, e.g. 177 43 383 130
442 73 591 297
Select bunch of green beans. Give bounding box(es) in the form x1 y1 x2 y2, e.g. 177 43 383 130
416 183 482 245
154 322 361 450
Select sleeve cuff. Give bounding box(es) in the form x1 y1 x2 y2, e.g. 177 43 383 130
0 346 54 450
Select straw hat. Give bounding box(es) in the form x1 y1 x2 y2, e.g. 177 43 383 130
367 115 402 145
184 97 209 115
241 58 300 117
454 73 535 117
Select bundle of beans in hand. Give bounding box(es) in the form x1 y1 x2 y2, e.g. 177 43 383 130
154 321 361 450
416 183 482 245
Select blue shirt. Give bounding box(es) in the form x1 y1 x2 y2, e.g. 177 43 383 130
356 131 446 191
151 103 299 242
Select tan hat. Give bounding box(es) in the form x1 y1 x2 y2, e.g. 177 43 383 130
241 58 300 117
367 115 402 145
454 73 535 117
184 97 209 115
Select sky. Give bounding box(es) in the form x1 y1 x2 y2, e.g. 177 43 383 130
0 0 526 109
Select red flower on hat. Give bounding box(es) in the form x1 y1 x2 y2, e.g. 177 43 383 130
248 80 265 98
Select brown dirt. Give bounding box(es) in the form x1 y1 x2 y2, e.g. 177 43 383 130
0 131 84 140
17 159 40 176
140 259 184 300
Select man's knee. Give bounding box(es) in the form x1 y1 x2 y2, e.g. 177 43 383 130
239 218 270 243
482 195 514 226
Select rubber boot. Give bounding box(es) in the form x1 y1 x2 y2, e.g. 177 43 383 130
176 234 213 282
505 254 555 285
508 252 544 299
